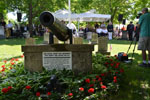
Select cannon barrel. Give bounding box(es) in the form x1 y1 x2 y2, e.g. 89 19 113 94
40 11 70 41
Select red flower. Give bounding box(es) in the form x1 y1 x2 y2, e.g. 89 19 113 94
7 86 12 91
105 62 109 65
1 65 5 68
109 59 113 61
9 67 12 70
115 65 119 68
11 58 15 61
101 73 105 77
96 75 100 79
113 76 117 80
89 84 94 87
11 62 15 65
101 85 107 89
15 58 19 61
1 88 8 93
113 79 117 83
85 78 90 83
79 87 84 91
2 68 6 72
100 82 103 85
120 68 124 73
68 93 73 96
115 72 118 74
98 77 102 81
116 62 120 65
110 63 114 66
25 85 31 90
93 79 96 82
47 92 51 96
4 60 7 63
21 55 24 58
88 88 94 93
36 92 40 97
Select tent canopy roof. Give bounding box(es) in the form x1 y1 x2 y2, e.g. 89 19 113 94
53 9 111 22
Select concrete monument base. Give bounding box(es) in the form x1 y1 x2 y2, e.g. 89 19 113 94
22 44 94 74
96 51 110 55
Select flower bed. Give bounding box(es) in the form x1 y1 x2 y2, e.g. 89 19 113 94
0 53 124 100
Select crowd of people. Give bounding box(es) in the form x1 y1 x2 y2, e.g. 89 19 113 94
0 7 150 68
0 20 49 38
0 10 147 43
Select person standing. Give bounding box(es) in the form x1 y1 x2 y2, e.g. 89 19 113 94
137 8 150 67
67 22 78 37
1 19 6 29
94 22 99 29
127 21 134 41
107 21 113 40
7 21 13 37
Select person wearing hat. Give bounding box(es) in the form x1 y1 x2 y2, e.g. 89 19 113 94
137 8 150 67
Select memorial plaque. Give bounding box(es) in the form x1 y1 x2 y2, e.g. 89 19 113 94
43 52 72 70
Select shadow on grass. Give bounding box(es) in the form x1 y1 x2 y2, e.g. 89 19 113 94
108 39 136 45
110 53 150 100
0 36 43 45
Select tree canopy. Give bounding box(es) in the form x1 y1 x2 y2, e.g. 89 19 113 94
0 0 149 34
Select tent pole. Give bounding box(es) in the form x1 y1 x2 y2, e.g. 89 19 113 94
68 0 71 26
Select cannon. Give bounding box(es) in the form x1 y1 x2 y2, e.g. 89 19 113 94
40 11 72 42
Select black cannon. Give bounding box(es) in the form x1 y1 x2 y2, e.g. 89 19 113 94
40 11 72 43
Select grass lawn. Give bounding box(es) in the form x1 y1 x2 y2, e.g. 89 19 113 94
0 37 150 100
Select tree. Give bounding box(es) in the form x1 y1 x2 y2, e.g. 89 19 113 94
0 1 7 19
5 0 68 36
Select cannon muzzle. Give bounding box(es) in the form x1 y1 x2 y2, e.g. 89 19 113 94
40 11 70 41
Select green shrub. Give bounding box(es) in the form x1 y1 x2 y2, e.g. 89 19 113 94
0 53 125 100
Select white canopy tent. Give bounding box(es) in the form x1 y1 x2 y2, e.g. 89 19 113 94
53 9 111 22
78 9 111 22
53 9 78 21
53 9 111 32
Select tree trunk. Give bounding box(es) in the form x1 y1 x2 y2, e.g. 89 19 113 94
111 7 118 24
28 0 33 37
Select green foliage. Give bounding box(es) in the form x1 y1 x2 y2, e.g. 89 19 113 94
0 54 124 100
2 0 149 24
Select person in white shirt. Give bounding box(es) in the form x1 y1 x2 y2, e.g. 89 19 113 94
67 22 78 37
96 26 108 37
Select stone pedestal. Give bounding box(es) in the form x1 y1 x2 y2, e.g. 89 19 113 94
25 38 36 45
54 37 59 44
122 31 128 40
73 37 83 44
43 33 59 44
86 32 92 40
97 37 110 55
43 32 49 43
22 44 94 74
91 33 98 44
0 26 4 36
